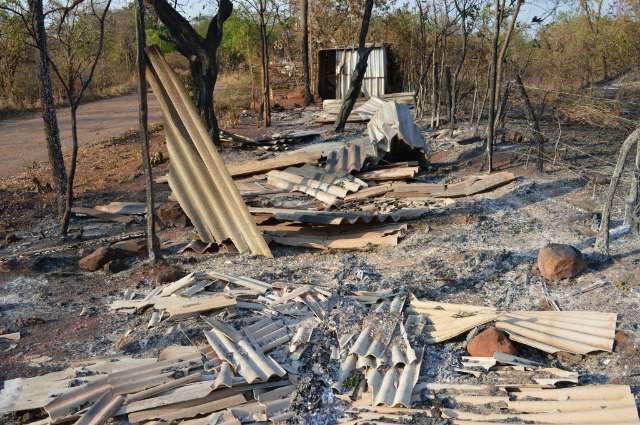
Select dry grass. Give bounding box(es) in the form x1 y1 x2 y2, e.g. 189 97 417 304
215 72 252 128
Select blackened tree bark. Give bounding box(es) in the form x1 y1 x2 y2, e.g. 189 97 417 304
301 0 313 106
52 0 112 236
334 0 374 132
258 0 271 127
515 73 544 172
149 0 232 143
484 0 501 172
30 0 67 214
624 142 640 234
136 0 161 262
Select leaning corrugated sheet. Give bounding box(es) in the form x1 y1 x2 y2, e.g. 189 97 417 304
408 297 618 354
367 101 429 156
145 46 271 257
434 384 640 424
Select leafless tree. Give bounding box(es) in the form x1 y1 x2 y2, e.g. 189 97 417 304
0 0 69 215
595 128 640 254
136 0 161 262
334 0 374 132
45 0 112 235
301 0 313 105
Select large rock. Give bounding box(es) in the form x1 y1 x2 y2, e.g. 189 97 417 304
467 326 518 357
157 202 190 228
79 247 118 272
112 238 147 257
537 243 586 281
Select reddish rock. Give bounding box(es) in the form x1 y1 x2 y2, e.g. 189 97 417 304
614 330 635 354
112 238 147 257
151 261 187 286
5 233 18 244
537 244 586 282
467 327 518 357
79 247 118 272
103 258 129 273
157 202 190 228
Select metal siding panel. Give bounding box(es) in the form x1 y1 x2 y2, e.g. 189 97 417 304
335 47 386 98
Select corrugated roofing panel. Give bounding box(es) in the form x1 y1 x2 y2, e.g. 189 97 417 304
438 384 640 424
204 328 286 384
145 46 271 257
336 46 386 99
249 207 429 226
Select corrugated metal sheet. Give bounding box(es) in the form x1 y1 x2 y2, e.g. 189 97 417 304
336 46 386 99
367 101 428 155
204 328 286 384
432 384 640 424
408 297 618 354
145 46 271 257
249 207 429 226
496 311 617 354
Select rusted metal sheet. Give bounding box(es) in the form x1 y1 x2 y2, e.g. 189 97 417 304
145 46 271 257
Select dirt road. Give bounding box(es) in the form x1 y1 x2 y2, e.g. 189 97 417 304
0 92 162 178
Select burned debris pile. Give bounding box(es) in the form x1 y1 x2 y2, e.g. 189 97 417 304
0 274 635 424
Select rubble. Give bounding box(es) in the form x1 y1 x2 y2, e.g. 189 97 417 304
466 326 518 357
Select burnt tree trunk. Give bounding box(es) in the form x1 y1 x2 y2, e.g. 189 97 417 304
335 0 374 132
302 0 313 106
515 73 544 172
484 0 501 172
430 45 439 129
595 127 640 254
136 0 162 262
31 0 67 214
258 5 271 127
150 0 232 143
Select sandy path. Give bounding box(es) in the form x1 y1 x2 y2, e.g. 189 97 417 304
0 92 162 177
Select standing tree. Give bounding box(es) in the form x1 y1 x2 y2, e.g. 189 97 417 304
46 0 112 236
334 0 374 132
149 0 232 143
595 128 640 254
484 0 502 172
136 0 161 262
239 0 281 127
301 0 313 105
1 0 71 219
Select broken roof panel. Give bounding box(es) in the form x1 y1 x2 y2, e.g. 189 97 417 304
438 384 640 424
409 297 617 354
145 46 271 257
204 328 286 384
249 207 429 226
367 102 428 156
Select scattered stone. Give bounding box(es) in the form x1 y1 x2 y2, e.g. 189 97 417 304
0 258 19 273
5 233 18 244
537 243 586 282
466 326 517 357
152 261 187 286
103 258 129 274
79 247 118 272
112 238 147 257
157 202 191 228
614 330 635 354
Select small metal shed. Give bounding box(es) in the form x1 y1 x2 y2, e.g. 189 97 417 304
318 43 388 100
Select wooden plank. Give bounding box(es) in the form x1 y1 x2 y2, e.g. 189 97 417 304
227 151 322 178
357 167 419 182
